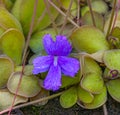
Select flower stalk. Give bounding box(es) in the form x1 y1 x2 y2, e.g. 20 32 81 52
0 91 64 115
106 0 117 38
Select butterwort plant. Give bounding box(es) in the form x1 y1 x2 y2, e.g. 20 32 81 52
32 34 80 91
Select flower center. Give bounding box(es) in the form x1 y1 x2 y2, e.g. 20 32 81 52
53 56 58 66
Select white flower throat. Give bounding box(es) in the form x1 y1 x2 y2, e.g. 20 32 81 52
53 56 58 66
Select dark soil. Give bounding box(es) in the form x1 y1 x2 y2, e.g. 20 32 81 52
8 95 120 115
21 98 103 115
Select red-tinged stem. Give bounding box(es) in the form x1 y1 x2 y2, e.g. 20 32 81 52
37 9 47 25
47 0 79 28
111 0 120 33
0 91 64 115
7 55 26 115
22 0 38 63
77 0 81 25
87 0 96 27
7 0 38 115
106 0 117 37
43 0 58 34
103 104 108 115
59 0 74 34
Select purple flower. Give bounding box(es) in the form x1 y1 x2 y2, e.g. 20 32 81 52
32 34 80 91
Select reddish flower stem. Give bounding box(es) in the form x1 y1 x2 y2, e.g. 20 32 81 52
111 0 120 33
47 0 79 28
59 0 74 34
5 0 38 115
106 0 117 37
0 91 64 114
43 0 58 34
87 0 96 27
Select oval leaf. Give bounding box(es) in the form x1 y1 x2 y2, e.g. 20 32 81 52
60 86 77 108
106 79 120 102
15 65 33 76
0 55 14 88
12 0 59 35
29 28 56 53
82 11 104 30
7 72 41 97
0 6 22 32
78 86 107 109
70 25 109 53
0 89 28 111
0 28 25 65
77 85 94 103
61 71 81 88
83 57 102 74
103 49 120 72
81 73 104 94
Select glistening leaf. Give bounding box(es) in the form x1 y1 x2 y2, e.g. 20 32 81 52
0 28 25 65
12 0 59 35
81 73 104 94
60 86 77 108
61 71 81 88
77 86 94 103
78 86 107 109
0 6 22 32
107 79 120 102
7 72 41 97
70 25 110 53
0 89 28 111
0 56 14 88
103 49 120 72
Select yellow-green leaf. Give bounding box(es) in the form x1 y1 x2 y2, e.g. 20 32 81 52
106 79 120 102
0 56 14 88
0 28 25 65
7 72 41 97
60 87 77 108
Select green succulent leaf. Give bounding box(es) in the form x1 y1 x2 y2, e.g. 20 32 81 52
81 0 108 16
12 0 59 35
106 79 120 102
111 27 120 39
81 73 104 94
103 49 120 72
83 57 102 74
104 11 120 35
77 86 94 103
11 0 22 19
29 28 56 53
0 28 25 65
15 65 33 76
0 89 28 111
7 72 41 97
0 6 22 33
70 25 110 53
60 0 77 16
3 0 13 11
0 56 14 88
60 86 77 108
61 71 81 88
82 11 104 30
80 86 107 109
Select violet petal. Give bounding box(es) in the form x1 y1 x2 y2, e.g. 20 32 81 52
43 34 55 55
53 35 72 56
32 55 53 74
58 56 80 77
43 64 61 91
